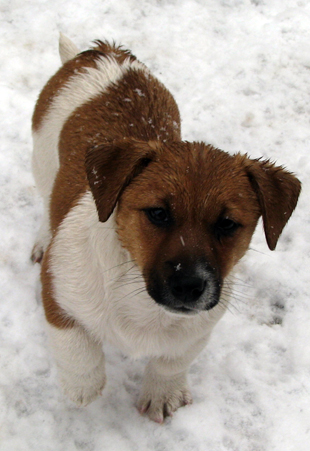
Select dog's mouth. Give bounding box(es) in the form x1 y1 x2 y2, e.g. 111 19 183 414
156 297 220 316
162 303 201 316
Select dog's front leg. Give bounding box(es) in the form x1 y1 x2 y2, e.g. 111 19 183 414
138 336 209 423
47 323 106 406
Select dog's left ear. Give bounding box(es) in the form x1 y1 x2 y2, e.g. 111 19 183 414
244 158 301 250
85 138 158 222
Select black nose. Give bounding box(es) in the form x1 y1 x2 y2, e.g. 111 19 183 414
169 273 207 304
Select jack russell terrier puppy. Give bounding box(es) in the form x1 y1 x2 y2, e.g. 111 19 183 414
31 34 301 423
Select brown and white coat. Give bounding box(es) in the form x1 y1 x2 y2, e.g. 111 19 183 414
31 35 300 423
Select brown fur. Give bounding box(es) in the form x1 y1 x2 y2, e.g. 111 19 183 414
116 142 261 278
48 62 180 233
92 40 138 64
34 39 301 328
86 139 300 300
34 42 182 327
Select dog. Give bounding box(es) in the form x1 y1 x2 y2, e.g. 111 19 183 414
31 34 301 423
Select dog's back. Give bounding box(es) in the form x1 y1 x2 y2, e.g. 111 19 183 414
31 37 181 260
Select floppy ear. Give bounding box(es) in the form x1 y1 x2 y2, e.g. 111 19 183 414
244 158 301 250
85 138 157 222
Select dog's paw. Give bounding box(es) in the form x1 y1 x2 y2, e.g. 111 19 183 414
137 371 192 423
59 362 107 407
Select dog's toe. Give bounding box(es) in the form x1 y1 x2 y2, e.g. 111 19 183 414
137 383 193 423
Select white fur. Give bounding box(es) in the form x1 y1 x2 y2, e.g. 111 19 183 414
137 336 211 422
59 33 79 64
50 191 226 359
33 37 229 421
47 191 228 418
46 322 106 406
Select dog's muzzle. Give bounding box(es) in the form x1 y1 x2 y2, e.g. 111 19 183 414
147 260 221 315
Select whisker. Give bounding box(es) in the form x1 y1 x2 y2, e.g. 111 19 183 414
116 274 144 281
102 259 136 275
221 299 242 315
226 278 253 289
223 289 252 300
114 279 145 290
248 247 268 256
222 279 254 297
230 285 253 293
116 286 148 302
107 264 138 282
112 271 144 283
226 275 253 288
128 288 147 299
221 292 251 306
119 271 143 278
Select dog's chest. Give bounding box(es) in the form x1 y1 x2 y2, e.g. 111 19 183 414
49 192 218 358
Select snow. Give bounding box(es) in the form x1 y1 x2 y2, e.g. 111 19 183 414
1 0 310 449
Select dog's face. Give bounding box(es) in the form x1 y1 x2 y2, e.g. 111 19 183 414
86 139 300 315
115 142 261 315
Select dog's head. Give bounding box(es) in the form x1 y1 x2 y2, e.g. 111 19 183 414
86 138 301 315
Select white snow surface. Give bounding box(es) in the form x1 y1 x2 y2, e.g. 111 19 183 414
1 1 310 450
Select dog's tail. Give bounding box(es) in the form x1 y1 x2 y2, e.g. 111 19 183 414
59 33 79 64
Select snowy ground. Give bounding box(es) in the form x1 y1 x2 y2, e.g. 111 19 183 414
1 0 310 450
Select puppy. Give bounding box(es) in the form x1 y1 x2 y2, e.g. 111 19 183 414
31 35 301 423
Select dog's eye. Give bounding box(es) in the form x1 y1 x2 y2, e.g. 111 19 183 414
144 208 172 227
215 217 240 238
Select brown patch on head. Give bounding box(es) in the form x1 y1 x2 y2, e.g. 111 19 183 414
85 140 299 313
115 142 262 278
34 39 300 314
113 142 300 264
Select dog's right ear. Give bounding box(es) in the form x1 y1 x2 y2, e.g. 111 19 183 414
85 138 158 222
